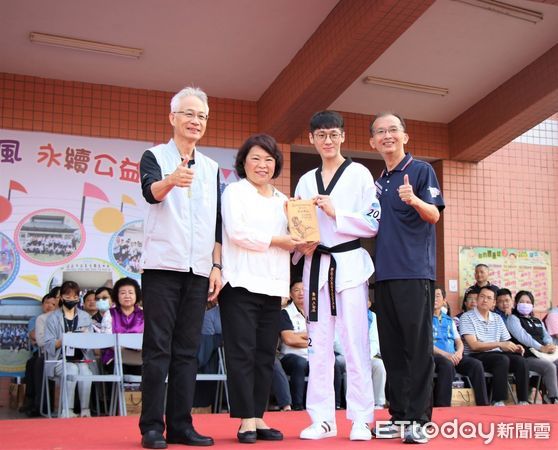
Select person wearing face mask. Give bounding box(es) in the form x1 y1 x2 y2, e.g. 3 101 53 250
95 287 113 334
506 290 558 404
44 280 93 417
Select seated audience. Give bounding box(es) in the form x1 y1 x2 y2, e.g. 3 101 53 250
279 279 309 411
432 286 488 406
271 356 292 411
495 288 514 320
21 292 58 416
103 277 144 374
459 285 529 406
194 302 224 410
466 264 499 292
95 287 113 333
454 286 480 326
507 290 558 404
82 290 98 316
544 306 558 345
44 280 94 417
368 308 387 409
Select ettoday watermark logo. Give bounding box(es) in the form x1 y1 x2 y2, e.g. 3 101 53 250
375 420 551 444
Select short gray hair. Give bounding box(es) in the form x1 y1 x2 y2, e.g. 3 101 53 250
170 86 209 113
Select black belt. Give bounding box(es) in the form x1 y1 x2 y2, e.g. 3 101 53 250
308 238 361 322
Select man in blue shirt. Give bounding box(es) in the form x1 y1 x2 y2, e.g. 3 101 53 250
369 112 445 444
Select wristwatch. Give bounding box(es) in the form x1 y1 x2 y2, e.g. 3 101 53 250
212 263 223 270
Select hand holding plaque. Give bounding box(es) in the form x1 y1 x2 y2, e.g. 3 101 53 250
287 199 320 242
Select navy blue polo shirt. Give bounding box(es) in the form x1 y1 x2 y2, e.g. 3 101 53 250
374 153 445 282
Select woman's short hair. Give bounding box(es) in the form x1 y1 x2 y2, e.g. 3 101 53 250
515 290 534 305
60 280 80 298
111 277 142 308
234 133 283 179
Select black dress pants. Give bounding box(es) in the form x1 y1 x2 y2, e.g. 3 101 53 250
469 351 529 402
375 279 434 425
219 284 281 418
139 269 209 435
434 355 489 406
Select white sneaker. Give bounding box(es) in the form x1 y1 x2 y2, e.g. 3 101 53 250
350 422 372 441
492 401 506 407
300 421 337 439
60 410 78 418
80 408 91 417
518 401 530 406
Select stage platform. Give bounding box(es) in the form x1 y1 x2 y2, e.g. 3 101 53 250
1 405 557 449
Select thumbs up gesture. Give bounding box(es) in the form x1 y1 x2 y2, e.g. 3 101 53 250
169 156 195 188
398 174 415 206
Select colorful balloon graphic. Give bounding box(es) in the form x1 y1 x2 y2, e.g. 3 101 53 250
93 207 125 233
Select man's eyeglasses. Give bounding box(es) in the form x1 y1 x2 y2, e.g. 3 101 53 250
373 126 403 136
313 131 343 142
172 110 209 122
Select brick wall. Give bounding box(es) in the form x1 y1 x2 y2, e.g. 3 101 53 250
0 73 289 195
441 120 558 312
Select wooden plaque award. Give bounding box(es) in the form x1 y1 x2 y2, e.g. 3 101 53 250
287 199 320 242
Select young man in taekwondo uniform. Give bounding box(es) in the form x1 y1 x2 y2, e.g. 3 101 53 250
294 110 381 441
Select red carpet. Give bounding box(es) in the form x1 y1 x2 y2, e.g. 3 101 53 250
1 405 556 449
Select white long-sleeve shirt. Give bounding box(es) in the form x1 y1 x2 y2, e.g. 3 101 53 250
221 178 290 298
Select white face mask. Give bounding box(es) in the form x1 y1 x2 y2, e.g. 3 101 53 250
516 303 533 316
96 299 110 312
440 306 448 315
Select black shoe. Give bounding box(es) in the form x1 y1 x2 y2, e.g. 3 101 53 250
167 428 214 446
292 404 304 411
237 429 257 444
141 430 167 449
256 428 283 441
25 408 40 418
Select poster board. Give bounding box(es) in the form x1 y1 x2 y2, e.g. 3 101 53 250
0 129 239 375
458 246 552 311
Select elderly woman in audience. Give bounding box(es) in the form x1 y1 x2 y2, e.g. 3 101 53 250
220 133 300 443
102 277 144 374
44 280 94 417
506 290 558 404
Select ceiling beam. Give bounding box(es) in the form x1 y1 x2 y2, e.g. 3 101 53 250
449 42 558 161
257 0 435 142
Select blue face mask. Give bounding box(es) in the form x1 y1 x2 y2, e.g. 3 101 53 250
440 306 448 315
96 298 110 312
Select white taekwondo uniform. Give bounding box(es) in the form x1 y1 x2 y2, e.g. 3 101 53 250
294 158 381 425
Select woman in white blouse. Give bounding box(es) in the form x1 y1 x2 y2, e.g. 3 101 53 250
220 133 301 443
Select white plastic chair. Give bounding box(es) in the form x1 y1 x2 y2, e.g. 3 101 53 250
196 346 229 413
60 333 124 417
116 333 143 416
